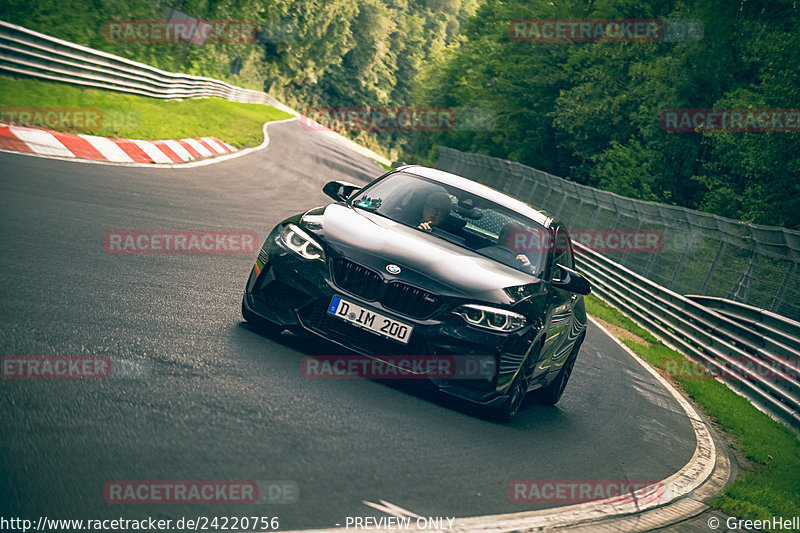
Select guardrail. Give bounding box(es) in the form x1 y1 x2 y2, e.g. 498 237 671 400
0 20 282 106
686 295 800 353
574 242 800 431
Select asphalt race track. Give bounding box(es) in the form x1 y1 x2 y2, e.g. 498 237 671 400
0 119 697 530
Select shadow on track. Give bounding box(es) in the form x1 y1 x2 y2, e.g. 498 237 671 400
236 318 571 427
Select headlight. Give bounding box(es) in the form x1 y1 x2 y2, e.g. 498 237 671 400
453 304 527 332
279 223 326 262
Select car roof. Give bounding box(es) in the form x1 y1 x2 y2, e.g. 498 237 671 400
397 165 555 228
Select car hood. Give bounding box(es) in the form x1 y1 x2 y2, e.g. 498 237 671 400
303 204 542 300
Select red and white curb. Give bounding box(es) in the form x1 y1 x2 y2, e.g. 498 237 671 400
0 122 236 164
0 115 390 169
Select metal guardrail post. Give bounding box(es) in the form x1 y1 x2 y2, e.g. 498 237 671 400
575 243 800 430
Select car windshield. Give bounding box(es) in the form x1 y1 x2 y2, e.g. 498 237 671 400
351 172 548 276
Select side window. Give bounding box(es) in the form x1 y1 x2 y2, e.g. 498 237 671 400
552 229 574 280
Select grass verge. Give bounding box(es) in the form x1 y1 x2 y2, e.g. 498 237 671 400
0 76 293 147
584 294 799 531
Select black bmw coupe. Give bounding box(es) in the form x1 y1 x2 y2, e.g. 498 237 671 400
243 166 591 421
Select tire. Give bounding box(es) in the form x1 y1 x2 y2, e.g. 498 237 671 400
533 337 583 406
492 374 528 422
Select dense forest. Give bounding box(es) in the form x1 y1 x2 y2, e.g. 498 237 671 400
2 0 798 228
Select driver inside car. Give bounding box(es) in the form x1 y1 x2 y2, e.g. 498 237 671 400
416 192 453 232
479 221 538 274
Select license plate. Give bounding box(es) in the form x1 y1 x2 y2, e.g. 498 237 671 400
327 296 413 344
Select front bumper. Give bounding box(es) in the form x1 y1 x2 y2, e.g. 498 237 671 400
243 238 537 406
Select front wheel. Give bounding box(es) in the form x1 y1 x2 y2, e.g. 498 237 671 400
492 375 528 422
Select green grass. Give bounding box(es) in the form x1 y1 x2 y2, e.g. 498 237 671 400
585 294 800 531
0 76 293 147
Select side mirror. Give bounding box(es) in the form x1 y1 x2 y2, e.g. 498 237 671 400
552 265 591 295
323 180 360 202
